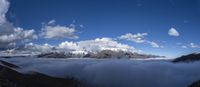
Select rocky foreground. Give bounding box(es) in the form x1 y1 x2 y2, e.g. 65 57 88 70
0 60 88 87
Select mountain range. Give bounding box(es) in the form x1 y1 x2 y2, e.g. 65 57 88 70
37 50 165 59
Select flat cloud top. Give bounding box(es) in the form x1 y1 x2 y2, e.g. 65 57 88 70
2 58 200 87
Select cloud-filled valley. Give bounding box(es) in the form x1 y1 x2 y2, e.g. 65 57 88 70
2 58 200 87
1 0 200 87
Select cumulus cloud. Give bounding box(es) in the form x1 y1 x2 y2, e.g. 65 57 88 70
0 0 14 34
119 33 161 48
0 0 9 25
24 43 55 54
4 58 200 87
58 41 79 51
119 33 147 43
0 0 37 50
41 20 79 39
0 27 37 50
168 27 180 37
22 38 139 54
76 38 137 52
0 27 37 43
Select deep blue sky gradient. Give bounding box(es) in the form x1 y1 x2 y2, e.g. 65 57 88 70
6 0 200 57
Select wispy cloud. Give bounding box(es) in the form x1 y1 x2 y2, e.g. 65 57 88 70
147 41 160 48
181 45 187 49
177 43 200 49
119 33 161 48
190 43 200 48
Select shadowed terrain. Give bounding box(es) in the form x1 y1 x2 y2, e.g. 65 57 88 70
188 80 200 87
0 60 87 87
173 53 200 63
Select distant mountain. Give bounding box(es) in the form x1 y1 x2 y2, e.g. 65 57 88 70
172 53 200 63
0 60 88 87
37 50 165 59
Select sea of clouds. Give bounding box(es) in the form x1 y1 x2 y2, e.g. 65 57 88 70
2 58 200 87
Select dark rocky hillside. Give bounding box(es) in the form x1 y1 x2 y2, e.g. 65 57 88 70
172 53 200 63
188 80 200 87
0 60 87 87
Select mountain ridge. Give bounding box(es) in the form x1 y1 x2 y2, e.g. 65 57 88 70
37 50 165 59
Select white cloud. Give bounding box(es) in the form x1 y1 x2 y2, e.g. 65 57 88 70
0 0 37 50
0 0 13 35
58 37 138 53
119 33 147 43
77 38 137 52
41 20 79 39
190 43 200 48
7 58 200 87
181 45 187 49
0 27 37 43
0 27 37 50
24 38 139 54
24 43 55 54
168 27 179 37
0 0 9 25
119 33 161 48
47 20 56 25
147 41 160 48
58 41 80 52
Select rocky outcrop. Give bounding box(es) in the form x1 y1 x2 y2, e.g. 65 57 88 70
0 60 19 68
172 53 200 63
0 60 87 87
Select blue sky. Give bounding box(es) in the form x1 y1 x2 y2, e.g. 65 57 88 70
1 0 200 57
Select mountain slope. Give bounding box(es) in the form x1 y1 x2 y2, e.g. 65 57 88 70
0 60 87 87
172 53 200 63
188 80 200 87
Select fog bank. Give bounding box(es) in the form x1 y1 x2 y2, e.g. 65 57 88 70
2 58 200 87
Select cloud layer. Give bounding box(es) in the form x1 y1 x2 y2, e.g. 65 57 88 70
3 58 200 87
